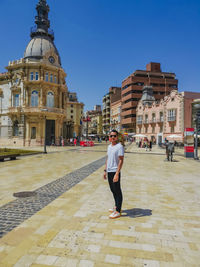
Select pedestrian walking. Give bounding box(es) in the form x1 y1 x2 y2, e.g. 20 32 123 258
70 138 73 145
104 130 124 219
145 139 148 151
74 138 77 146
149 140 152 151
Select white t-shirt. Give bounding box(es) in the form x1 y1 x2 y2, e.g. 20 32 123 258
107 143 124 172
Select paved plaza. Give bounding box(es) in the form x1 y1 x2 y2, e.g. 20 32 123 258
0 143 200 266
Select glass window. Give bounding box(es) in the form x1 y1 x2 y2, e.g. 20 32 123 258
152 113 156 122
35 72 39 81
14 94 19 107
31 127 36 139
168 109 176 121
13 121 19 136
71 104 73 108
54 75 57 83
45 72 49 82
71 115 73 119
50 74 53 82
160 112 163 122
30 72 34 81
47 92 54 107
71 110 73 113
31 91 38 107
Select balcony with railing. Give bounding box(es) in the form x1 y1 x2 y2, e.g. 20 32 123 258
30 26 54 40
150 118 156 124
8 106 65 115
8 107 22 114
137 119 143 125
157 117 164 123
143 119 149 124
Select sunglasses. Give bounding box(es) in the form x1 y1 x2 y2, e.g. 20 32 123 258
110 135 117 138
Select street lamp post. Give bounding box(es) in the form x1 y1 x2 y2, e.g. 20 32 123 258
193 104 200 160
41 108 48 154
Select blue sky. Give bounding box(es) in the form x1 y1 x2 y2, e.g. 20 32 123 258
0 0 200 110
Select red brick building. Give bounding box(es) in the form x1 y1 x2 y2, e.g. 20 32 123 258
121 62 178 133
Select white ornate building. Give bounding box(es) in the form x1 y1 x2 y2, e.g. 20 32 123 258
0 0 83 146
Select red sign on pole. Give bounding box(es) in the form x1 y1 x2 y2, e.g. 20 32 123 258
184 128 194 158
83 116 91 122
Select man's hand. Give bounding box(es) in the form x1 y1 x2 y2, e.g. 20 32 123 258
113 173 119 183
103 171 107 180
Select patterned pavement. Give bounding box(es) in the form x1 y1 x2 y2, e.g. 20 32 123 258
0 156 106 239
0 143 200 267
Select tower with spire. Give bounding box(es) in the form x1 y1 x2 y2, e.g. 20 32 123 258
0 0 84 147
24 0 61 65
31 0 54 41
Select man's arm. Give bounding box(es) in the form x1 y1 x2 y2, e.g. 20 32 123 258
113 156 124 182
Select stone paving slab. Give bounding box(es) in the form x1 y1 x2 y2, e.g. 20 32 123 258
0 143 200 266
0 145 106 207
0 156 106 239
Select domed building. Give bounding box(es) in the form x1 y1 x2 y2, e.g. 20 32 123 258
0 0 84 146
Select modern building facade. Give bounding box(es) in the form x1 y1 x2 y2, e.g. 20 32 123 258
121 62 178 133
102 93 110 134
0 0 83 146
136 89 200 144
110 87 121 132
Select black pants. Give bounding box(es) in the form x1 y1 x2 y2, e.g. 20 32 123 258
108 172 123 213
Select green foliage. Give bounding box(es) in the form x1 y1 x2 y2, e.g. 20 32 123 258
0 148 39 156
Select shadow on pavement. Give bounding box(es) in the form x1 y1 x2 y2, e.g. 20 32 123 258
164 159 179 162
122 208 152 218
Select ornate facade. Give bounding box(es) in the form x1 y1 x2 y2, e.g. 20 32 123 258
0 0 83 146
136 89 200 144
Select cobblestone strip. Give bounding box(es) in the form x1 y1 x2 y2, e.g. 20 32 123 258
0 156 106 239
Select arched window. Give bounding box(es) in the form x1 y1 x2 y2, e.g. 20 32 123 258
45 72 49 82
47 92 54 107
152 113 156 122
35 72 39 81
31 91 38 107
13 120 19 136
14 94 19 107
50 74 53 82
160 112 163 122
145 114 148 123
30 72 34 81
31 127 36 139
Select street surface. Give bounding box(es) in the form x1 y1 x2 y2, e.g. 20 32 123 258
0 143 200 266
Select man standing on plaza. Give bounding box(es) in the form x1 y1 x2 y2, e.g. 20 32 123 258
104 130 124 219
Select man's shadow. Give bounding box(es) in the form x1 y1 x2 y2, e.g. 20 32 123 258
121 208 152 218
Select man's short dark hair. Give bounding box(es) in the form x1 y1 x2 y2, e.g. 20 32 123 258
110 129 118 135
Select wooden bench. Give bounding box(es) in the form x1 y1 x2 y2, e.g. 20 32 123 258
0 154 20 162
